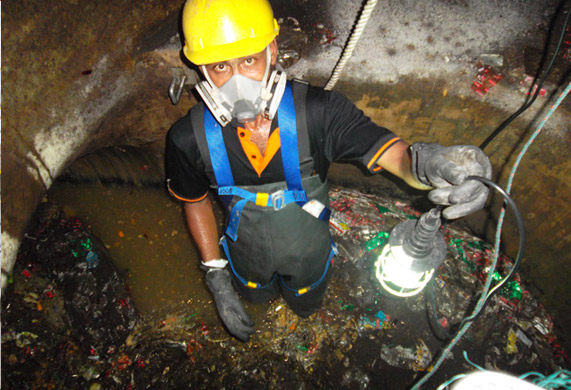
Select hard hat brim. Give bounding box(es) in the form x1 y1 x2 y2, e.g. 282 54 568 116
184 31 278 65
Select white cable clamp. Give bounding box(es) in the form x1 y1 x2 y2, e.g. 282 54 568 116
201 259 228 269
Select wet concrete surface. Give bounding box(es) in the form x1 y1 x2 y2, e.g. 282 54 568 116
2 183 567 389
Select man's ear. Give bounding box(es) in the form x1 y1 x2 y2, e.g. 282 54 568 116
269 39 278 66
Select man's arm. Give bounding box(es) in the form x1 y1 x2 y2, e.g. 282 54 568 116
184 196 256 341
375 141 430 190
184 197 221 263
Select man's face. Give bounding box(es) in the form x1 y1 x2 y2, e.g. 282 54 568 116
203 40 278 88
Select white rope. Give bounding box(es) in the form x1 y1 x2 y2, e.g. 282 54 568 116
324 0 379 90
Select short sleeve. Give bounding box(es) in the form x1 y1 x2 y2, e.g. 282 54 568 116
306 86 401 176
164 113 211 202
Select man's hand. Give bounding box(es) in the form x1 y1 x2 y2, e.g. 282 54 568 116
411 143 492 219
205 268 255 341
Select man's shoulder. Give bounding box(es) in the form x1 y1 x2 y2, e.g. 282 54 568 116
167 102 204 143
291 79 324 95
290 79 332 114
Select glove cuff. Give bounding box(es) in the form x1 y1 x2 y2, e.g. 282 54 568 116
201 259 228 271
410 142 441 186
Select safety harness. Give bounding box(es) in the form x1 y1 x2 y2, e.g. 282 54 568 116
195 81 335 296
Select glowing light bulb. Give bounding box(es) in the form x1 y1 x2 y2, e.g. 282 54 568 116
374 208 445 297
375 244 435 297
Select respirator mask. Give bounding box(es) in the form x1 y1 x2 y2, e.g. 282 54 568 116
195 46 287 126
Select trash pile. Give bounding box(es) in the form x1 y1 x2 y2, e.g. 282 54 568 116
471 62 504 96
2 201 138 389
329 188 568 376
2 188 567 389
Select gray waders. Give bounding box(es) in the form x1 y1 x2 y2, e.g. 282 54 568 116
222 175 333 317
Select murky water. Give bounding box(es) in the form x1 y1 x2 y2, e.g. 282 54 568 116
46 182 272 324
46 183 210 316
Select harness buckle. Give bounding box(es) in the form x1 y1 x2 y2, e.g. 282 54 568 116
271 190 286 210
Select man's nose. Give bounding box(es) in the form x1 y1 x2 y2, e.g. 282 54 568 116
229 63 242 77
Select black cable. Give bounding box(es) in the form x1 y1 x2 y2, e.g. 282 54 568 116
427 175 526 338
465 176 526 283
480 5 571 150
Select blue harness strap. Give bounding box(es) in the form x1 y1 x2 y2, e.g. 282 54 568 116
220 236 278 289
203 110 234 187
204 83 307 241
278 82 305 198
204 109 246 239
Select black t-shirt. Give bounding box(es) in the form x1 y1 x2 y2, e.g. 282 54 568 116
165 83 400 202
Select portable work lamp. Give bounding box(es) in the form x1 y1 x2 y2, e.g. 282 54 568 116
374 208 446 297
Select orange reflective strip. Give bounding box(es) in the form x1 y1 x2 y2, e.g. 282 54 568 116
237 127 281 177
168 188 208 203
366 137 401 169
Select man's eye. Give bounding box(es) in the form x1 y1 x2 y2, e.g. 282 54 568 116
244 58 254 65
212 64 225 71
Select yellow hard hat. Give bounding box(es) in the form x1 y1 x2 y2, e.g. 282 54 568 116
182 0 280 65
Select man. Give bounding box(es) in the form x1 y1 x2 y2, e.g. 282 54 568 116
165 0 491 342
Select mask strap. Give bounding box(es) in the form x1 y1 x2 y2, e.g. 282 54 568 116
259 46 273 100
263 46 271 84
196 65 233 126
201 65 218 90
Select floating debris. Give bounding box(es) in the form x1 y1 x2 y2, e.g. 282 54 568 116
519 75 548 97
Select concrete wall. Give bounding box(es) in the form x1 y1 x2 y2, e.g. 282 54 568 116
2 1 189 285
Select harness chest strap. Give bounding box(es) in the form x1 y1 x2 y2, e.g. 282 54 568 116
203 82 314 241
192 80 313 188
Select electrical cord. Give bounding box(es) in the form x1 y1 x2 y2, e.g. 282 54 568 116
476 179 525 300
480 6 570 150
427 176 526 340
412 79 571 390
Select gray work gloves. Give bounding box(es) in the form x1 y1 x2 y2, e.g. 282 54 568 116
204 267 255 341
411 143 492 219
